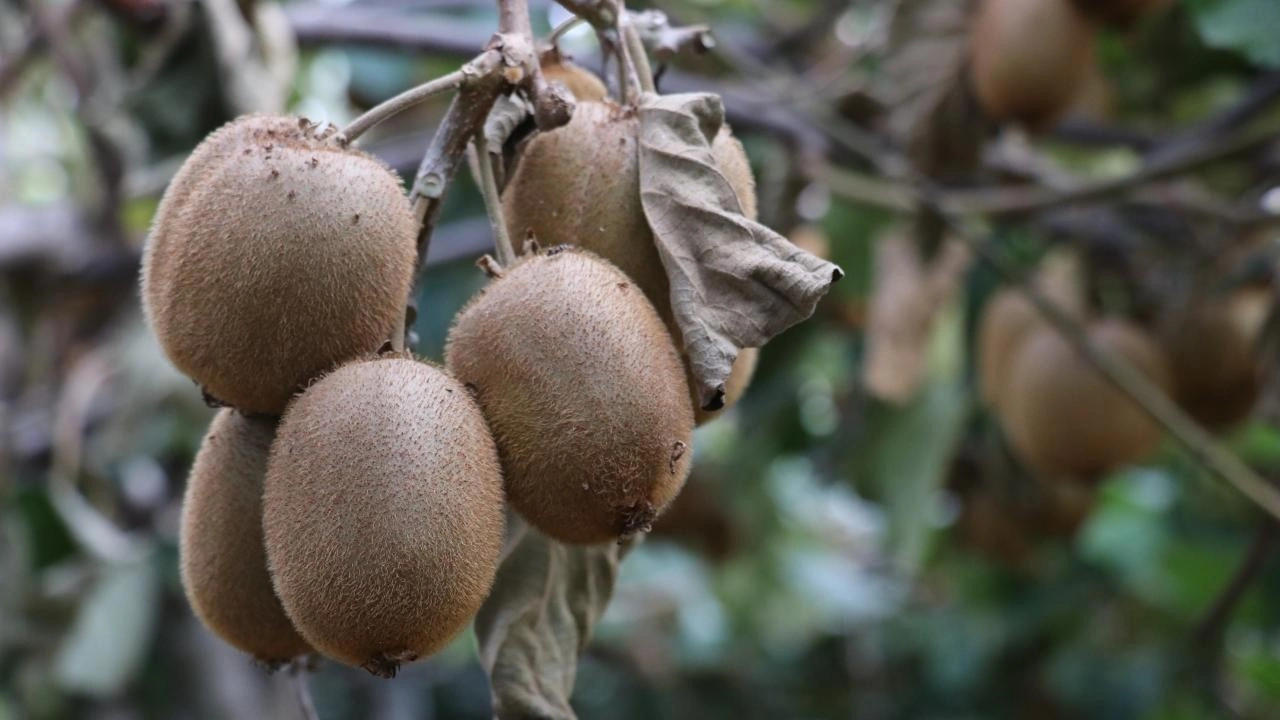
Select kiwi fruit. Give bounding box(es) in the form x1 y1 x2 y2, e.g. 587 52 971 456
501 100 759 422
968 0 1097 130
1068 57 1114 121
956 475 1095 568
1160 301 1260 431
179 409 312 664
977 261 1085 410
541 57 608 102
262 357 504 676
977 289 1042 411
1001 319 1172 476
141 114 418 415
445 246 694 544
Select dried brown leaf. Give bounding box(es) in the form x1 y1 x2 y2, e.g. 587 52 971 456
636 92 842 410
481 93 534 191
863 229 970 403
485 93 533 154
475 514 632 720
883 0 986 179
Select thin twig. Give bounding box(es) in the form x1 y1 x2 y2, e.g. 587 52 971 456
627 10 713 62
814 123 1280 219
560 0 640 102
0 17 45 97
549 15 585 45
25 0 129 248
287 3 489 56
1150 70 1280 165
1 0 91 97
612 38 629 104
395 0 559 350
0 33 41 98
49 352 141 565
407 50 503 213
340 68 467 143
611 6 643 103
124 0 195 95
621 19 654 95
943 126 1280 217
1193 518 1278 648
553 0 619 30
397 49 506 351
1052 118 1161 150
813 163 914 211
469 134 516 266
289 659 319 720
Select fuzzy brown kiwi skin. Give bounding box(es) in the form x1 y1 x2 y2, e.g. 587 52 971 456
1161 301 1260 432
262 356 504 675
445 246 694 545
541 59 608 102
141 114 417 415
180 409 312 664
501 100 759 423
977 289 1042 411
978 267 1086 411
968 0 1097 131
1002 320 1172 476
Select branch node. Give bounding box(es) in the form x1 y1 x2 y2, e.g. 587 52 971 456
415 171 447 199
532 77 575 130
478 254 505 278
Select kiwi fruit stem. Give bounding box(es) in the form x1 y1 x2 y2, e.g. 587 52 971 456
548 17 585 45
341 68 469 144
613 27 645 103
470 134 518 266
622 23 656 95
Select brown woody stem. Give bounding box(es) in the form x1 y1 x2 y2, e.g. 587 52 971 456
393 0 572 351
611 5 643 102
498 0 532 36
340 68 467 143
548 15 585 44
470 133 517 266
396 48 506 351
1194 518 1278 648
621 19 655 95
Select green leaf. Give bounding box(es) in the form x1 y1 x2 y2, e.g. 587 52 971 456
1231 639 1280 702
1187 0 1280 68
1078 471 1176 606
862 299 968 572
53 553 160 697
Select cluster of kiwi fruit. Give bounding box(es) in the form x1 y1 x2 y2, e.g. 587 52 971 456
967 0 1171 129
148 51 762 675
504 54 761 424
146 114 504 674
977 258 1262 481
